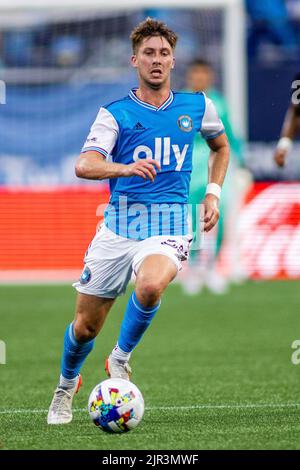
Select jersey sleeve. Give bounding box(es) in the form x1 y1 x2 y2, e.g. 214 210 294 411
200 94 225 140
81 107 119 158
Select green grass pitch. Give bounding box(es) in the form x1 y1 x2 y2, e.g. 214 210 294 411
0 281 300 450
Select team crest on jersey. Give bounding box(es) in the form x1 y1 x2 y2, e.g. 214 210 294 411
177 115 193 132
80 266 92 284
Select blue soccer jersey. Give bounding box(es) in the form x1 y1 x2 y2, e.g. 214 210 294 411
82 89 224 240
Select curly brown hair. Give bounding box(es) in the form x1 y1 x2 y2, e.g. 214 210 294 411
130 17 178 53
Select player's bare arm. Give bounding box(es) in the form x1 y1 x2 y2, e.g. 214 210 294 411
203 133 230 232
75 151 160 182
274 104 300 167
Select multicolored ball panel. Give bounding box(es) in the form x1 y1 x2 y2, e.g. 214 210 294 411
89 384 139 433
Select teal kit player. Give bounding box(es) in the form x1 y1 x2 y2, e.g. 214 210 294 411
47 18 230 425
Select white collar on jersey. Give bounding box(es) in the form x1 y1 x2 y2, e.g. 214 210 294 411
129 88 174 111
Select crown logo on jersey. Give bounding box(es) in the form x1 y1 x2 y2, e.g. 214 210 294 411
133 122 146 131
177 115 193 132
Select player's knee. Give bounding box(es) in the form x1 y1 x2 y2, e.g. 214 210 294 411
73 320 98 342
136 280 163 307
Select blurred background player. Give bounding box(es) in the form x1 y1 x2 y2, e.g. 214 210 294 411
181 58 245 295
274 73 300 167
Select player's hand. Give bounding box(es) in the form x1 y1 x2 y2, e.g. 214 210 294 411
273 148 287 167
123 159 161 182
203 194 219 232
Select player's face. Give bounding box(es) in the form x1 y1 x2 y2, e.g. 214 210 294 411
186 65 214 92
131 36 175 89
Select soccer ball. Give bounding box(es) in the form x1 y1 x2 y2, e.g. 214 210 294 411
88 378 144 433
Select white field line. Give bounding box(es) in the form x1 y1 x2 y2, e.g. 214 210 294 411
0 403 300 415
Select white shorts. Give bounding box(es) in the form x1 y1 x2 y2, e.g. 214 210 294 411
73 224 192 298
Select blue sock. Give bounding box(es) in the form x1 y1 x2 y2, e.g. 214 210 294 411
118 292 161 353
61 323 95 379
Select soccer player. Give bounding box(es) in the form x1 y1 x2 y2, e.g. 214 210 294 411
274 73 300 167
47 18 230 425
182 59 243 294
